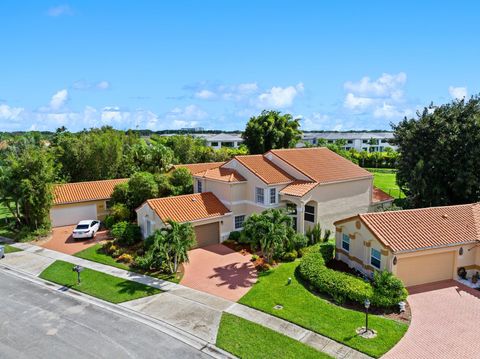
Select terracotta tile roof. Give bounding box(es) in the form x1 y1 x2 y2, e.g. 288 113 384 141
356 203 480 253
145 192 231 223
269 148 372 184
279 181 318 197
53 178 128 205
195 167 246 183
372 187 395 203
172 162 225 175
233 155 295 184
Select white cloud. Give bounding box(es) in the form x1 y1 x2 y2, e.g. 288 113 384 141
344 72 406 98
449 86 467 100
49 89 69 111
256 83 304 108
373 103 412 119
47 5 73 17
72 80 110 90
0 104 24 120
194 89 216 100
343 93 375 110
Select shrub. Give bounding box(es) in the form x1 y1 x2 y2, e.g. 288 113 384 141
305 223 322 245
291 233 309 251
282 250 298 262
110 203 130 222
323 229 332 242
298 252 407 308
298 242 334 260
102 242 117 255
103 215 116 229
251 254 259 262
111 221 142 247
228 231 241 242
371 271 408 307
117 253 134 264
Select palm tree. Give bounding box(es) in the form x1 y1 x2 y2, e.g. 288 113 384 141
164 220 197 273
242 209 294 263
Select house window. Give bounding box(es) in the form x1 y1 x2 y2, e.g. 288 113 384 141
270 188 277 204
371 248 381 269
304 205 315 222
362 140 368 144
256 187 265 204
211 141 219 147
234 215 245 229
197 180 202 193
342 234 350 251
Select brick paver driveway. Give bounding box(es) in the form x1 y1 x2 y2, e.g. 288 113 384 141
384 280 480 359
181 244 258 301
38 225 109 255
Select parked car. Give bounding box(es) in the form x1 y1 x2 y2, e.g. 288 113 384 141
72 220 100 240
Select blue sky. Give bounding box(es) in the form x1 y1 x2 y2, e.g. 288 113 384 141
0 1 478 132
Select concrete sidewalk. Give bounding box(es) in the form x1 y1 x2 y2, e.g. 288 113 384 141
3 242 371 359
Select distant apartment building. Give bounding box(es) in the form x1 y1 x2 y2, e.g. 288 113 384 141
194 133 244 149
301 132 397 152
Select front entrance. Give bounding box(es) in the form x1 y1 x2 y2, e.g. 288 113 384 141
194 222 220 248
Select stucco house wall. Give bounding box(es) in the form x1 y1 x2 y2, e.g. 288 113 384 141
51 199 111 220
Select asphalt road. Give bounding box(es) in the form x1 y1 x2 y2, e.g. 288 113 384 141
0 270 209 359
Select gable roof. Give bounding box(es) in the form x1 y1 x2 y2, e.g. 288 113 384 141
269 147 372 184
279 181 318 197
172 162 225 175
372 187 394 203
144 192 231 223
232 155 295 185
343 203 480 253
194 167 246 183
53 178 128 205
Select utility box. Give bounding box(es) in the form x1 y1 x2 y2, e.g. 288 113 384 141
0 245 4 259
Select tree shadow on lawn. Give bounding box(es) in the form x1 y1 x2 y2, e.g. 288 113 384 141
209 262 258 289
115 280 160 296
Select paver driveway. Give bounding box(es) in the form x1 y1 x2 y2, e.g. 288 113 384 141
38 225 109 255
181 244 257 301
383 280 480 359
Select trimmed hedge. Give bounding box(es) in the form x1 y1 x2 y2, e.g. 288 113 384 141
298 246 407 308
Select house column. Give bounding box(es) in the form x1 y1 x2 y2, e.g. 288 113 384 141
296 203 305 235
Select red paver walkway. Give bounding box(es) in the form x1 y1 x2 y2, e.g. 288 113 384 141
38 225 109 255
181 244 258 302
383 280 480 359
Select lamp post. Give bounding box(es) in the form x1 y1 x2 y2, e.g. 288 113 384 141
364 298 370 334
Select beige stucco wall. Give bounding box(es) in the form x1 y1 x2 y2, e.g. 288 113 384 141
335 218 392 277
52 200 111 220
136 202 233 242
335 216 480 285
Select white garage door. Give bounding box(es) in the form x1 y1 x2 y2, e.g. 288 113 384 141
50 204 97 227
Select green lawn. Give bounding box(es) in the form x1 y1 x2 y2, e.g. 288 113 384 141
368 169 404 199
239 261 408 358
4 244 22 253
39 260 161 303
217 313 332 359
74 244 181 283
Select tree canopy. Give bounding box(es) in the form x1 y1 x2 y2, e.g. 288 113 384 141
242 110 302 154
392 96 480 207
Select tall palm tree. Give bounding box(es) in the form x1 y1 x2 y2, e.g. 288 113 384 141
165 220 197 273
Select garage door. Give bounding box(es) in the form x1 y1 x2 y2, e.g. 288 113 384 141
50 204 97 227
194 222 219 248
396 251 454 287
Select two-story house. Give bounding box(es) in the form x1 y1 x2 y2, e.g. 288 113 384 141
136 148 393 247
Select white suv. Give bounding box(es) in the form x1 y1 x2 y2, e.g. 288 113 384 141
72 220 100 240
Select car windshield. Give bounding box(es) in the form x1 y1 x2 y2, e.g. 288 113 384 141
75 224 89 230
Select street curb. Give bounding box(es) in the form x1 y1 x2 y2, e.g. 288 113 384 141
0 264 236 359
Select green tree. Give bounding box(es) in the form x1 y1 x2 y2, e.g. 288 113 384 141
241 209 294 262
127 172 158 210
242 110 302 154
0 145 56 229
169 168 193 195
111 182 129 205
392 96 480 207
